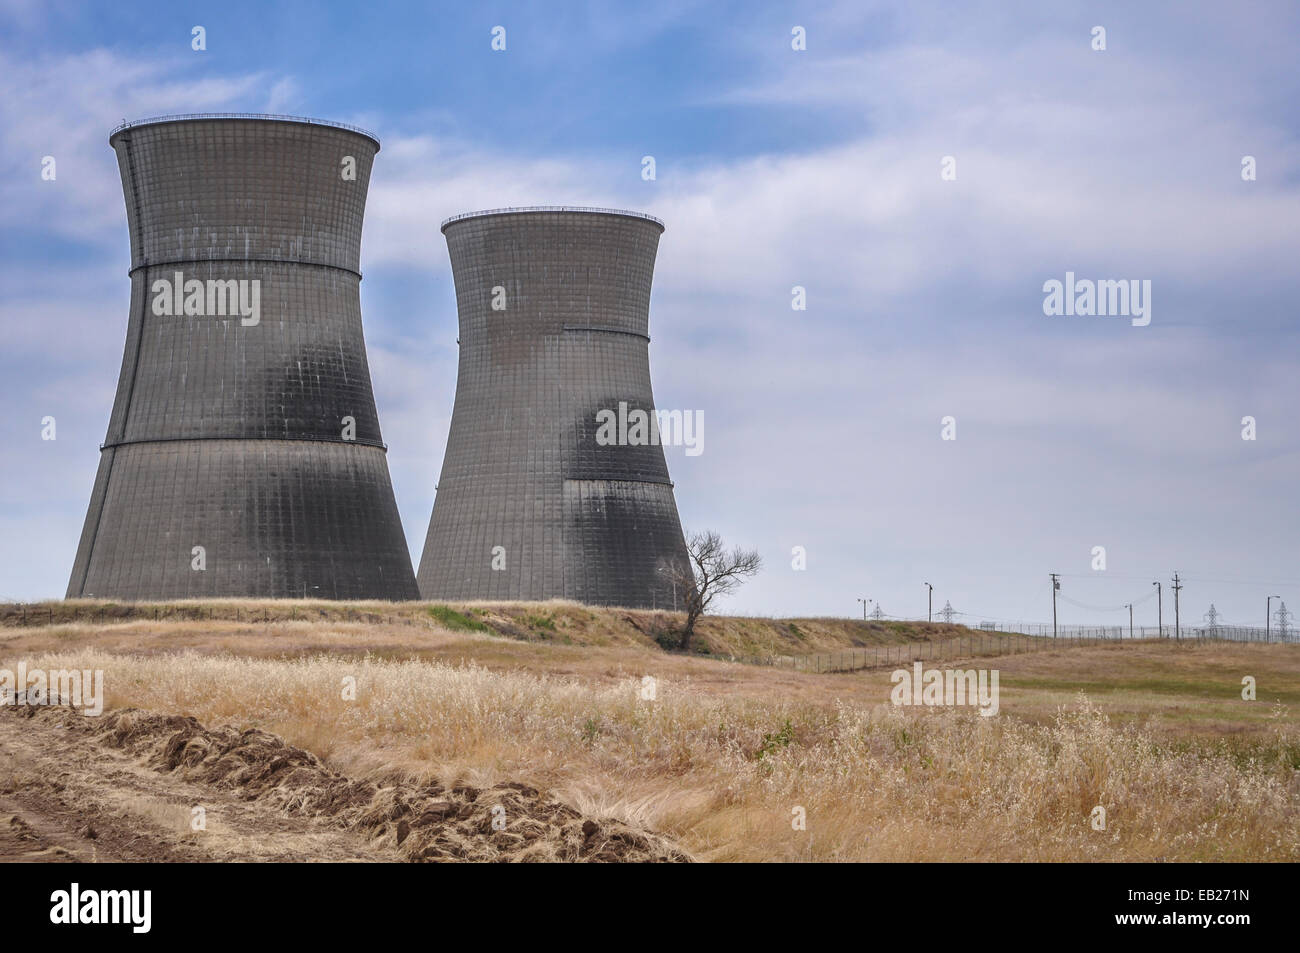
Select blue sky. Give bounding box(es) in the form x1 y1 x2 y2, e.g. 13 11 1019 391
2 0 1299 627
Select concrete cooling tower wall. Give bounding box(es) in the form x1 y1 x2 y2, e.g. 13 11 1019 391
418 207 690 609
67 114 418 600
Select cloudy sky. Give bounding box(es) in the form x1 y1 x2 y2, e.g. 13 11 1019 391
2 0 1298 627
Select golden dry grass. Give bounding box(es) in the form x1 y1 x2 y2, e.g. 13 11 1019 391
4 597 981 657
3 613 1298 862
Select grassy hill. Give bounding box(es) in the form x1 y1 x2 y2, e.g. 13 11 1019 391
3 598 989 659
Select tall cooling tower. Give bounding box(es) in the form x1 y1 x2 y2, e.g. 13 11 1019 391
67 114 418 600
418 207 690 608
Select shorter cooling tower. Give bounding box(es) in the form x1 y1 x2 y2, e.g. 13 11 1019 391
67 114 418 600
418 207 690 608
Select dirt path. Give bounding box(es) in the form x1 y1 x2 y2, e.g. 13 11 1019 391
0 708 390 862
0 792 113 862
0 704 689 863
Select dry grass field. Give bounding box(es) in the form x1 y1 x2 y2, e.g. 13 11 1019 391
2 600 1298 862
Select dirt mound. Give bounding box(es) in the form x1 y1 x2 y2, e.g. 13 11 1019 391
8 705 689 862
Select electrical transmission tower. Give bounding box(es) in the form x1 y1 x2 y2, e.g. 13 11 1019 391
938 600 955 623
1274 601 1293 641
1203 604 1221 638
870 604 885 621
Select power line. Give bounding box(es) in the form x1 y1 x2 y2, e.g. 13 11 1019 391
1057 588 1158 613
1055 570 1300 589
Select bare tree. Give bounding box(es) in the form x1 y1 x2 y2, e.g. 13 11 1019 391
663 530 762 652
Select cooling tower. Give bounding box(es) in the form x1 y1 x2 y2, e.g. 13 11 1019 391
417 207 690 608
67 114 418 600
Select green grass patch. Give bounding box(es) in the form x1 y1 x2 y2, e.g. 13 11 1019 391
523 612 557 632
755 719 795 762
427 605 490 633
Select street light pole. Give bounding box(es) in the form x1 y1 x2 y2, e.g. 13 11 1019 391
925 582 933 622
857 597 870 621
1126 603 1133 640
1153 582 1162 638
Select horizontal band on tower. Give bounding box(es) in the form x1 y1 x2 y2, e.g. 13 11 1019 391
129 258 363 280
100 435 388 452
110 113 380 149
562 325 651 341
440 206 665 232
563 476 676 487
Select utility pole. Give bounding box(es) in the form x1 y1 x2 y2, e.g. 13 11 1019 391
1267 595 1280 642
1153 581 1162 638
1125 603 1133 640
1171 572 1182 641
924 582 933 622
1050 573 1060 638
856 597 869 621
